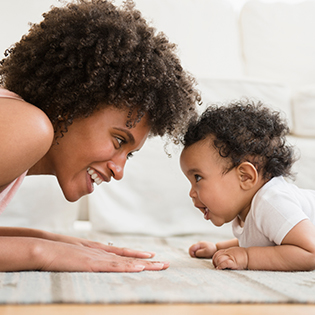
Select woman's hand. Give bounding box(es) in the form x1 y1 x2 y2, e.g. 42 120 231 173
0 229 169 272
52 233 156 259
38 239 169 272
38 233 168 272
0 227 157 261
189 241 217 258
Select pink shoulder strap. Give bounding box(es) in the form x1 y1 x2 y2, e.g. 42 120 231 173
0 171 27 214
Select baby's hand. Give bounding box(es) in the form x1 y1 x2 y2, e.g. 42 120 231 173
212 247 248 270
189 241 217 258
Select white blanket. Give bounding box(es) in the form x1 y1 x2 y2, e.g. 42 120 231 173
1 232 315 304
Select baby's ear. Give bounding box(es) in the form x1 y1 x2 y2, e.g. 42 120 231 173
237 162 258 190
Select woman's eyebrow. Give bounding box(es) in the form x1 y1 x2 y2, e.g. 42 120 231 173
113 127 135 145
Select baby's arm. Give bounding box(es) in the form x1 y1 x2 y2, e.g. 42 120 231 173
189 238 239 258
213 219 315 271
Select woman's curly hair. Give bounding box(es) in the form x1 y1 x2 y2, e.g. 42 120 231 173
0 0 199 143
182 100 295 180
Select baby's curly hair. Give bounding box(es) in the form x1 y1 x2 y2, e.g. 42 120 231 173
182 100 295 180
0 0 199 142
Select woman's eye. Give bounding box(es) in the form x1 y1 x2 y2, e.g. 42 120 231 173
127 152 134 160
195 174 202 182
116 137 125 147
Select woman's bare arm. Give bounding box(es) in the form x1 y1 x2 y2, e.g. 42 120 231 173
0 226 159 259
0 234 169 272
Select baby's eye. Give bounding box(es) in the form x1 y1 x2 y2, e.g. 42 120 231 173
195 174 202 182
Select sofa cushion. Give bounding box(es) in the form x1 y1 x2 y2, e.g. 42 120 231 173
288 135 315 190
197 77 293 129
130 0 243 79
0 0 62 59
240 0 315 88
2 176 80 230
292 85 315 137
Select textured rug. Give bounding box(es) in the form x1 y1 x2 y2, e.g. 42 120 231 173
1 231 315 304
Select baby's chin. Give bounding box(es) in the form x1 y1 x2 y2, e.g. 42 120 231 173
212 221 225 227
209 217 227 227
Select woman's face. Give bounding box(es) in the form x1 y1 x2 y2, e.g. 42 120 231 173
42 106 150 202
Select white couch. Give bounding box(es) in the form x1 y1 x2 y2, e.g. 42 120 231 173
2 0 315 237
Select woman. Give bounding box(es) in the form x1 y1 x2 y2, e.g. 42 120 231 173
0 0 199 272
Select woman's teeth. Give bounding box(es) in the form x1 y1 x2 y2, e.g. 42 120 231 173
87 167 103 185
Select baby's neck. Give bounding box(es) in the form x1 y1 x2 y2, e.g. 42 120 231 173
238 176 270 224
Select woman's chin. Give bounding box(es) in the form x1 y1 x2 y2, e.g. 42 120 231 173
62 187 85 203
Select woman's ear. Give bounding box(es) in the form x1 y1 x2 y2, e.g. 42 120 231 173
237 162 259 190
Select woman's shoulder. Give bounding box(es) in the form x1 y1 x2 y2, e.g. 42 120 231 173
0 93 54 187
0 93 54 143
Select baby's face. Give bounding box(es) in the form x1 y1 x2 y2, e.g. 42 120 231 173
180 139 249 226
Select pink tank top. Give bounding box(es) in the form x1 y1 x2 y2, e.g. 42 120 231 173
0 88 28 214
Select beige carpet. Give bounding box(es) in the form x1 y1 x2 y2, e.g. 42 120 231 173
1 232 315 304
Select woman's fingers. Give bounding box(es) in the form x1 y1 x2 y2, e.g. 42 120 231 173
84 241 156 259
107 246 156 259
90 254 170 272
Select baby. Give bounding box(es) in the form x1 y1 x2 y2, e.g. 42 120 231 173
180 100 315 271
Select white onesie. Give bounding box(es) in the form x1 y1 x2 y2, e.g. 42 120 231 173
233 176 315 247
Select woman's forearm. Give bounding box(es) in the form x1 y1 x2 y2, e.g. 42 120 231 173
0 226 51 238
0 227 77 244
0 236 52 271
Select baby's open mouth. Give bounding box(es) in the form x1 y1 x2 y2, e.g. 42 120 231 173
203 207 209 220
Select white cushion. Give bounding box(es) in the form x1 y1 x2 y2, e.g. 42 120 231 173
197 77 293 129
0 0 62 59
292 85 315 137
2 176 80 231
88 137 216 236
240 0 315 88
287 135 315 190
130 0 243 79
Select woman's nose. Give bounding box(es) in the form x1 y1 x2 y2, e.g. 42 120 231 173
107 159 126 180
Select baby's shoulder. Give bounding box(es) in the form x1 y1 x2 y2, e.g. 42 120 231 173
251 176 311 220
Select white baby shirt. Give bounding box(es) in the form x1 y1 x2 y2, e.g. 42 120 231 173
233 176 315 247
